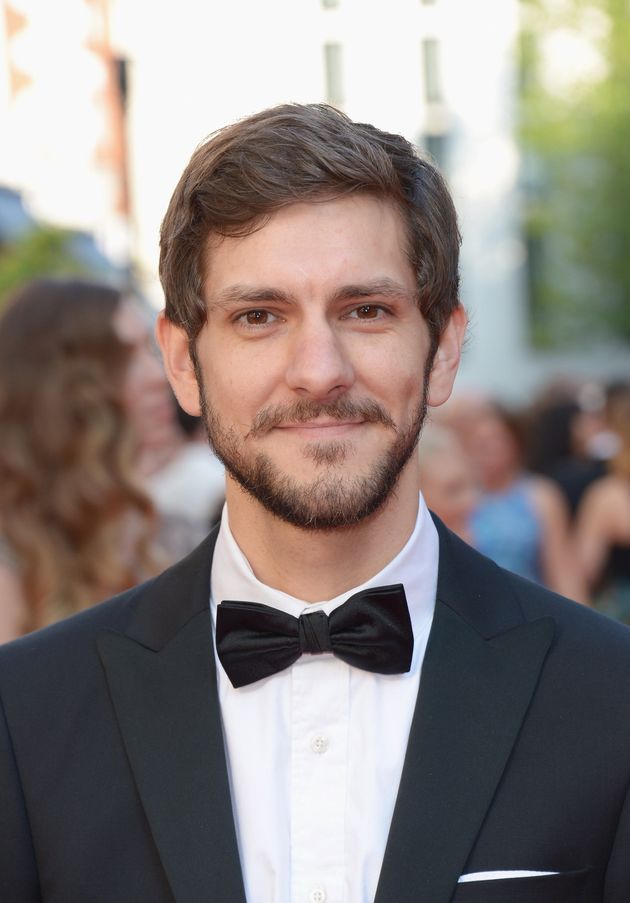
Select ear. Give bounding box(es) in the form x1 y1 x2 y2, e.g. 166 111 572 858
155 312 202 416
426 304 467 409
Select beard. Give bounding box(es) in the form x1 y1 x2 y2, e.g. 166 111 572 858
194 360 429 531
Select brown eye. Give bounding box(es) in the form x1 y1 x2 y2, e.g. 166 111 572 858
245 310 269 325
356 305 379 319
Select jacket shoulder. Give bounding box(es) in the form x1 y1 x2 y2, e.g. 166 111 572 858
0 527 217 693
434 514 630 664
0 579 148 694
506 566 630 661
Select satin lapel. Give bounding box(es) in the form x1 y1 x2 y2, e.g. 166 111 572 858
98 531 247 903
375 521 555 903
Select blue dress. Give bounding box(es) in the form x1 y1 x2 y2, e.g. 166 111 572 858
470 478 543 584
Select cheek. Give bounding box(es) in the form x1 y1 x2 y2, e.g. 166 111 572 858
202 357 277 428
363 343 425 404
394 366 428 418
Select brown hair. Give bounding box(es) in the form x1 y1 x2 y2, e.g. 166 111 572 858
159 102 461 349
608 385 630 479
0 278 159 630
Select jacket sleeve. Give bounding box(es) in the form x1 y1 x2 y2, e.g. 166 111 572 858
605 772 630 902
0 693 41 902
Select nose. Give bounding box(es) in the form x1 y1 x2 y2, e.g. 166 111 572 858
285 319 355 401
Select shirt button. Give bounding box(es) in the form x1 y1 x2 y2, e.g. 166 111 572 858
309 888 326 903
310 734 329 754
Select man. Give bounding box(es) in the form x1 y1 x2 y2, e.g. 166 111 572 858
1 104 629 903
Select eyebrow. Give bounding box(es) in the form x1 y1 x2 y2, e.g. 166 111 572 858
208 278 416 310
330 278 417 304
208 284 292 310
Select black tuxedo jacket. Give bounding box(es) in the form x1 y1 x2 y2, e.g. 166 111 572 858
1 518 630 903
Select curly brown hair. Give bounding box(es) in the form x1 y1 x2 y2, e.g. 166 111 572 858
0 278 160 629
159 103 461 354
608 385 630 480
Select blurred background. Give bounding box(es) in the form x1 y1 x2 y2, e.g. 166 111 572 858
1 0 628 399
0 0 629 639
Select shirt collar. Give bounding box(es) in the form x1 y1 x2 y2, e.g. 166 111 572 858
210 495 438 669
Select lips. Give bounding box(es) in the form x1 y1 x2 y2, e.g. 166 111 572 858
277 419 362 429
248 398 395 437
274 420 366 439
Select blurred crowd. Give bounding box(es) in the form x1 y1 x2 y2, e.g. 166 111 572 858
420 380 630 622
0 277 225 643
0 276 628 644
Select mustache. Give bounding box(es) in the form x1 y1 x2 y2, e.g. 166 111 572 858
247 398 395 437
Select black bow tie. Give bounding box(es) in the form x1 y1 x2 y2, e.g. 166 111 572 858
215 584 413 688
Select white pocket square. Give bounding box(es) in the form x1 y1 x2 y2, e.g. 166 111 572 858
458 870 559 883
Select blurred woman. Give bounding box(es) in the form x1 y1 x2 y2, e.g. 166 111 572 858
0 278 167 641
464 402 584 600
418 423 478 543
575 385 630 622
525 384 612 519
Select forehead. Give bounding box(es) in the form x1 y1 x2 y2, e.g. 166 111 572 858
201 194 414 297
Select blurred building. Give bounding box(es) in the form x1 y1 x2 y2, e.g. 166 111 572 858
1 0 627 400
0 0 130 266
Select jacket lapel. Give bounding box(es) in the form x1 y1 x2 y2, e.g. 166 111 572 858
98 530 247 903
375 520 555 903
97 515 555 903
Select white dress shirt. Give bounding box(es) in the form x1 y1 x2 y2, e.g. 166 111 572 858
210 495 438 903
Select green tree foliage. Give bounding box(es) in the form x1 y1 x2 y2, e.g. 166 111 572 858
0 226 89 310
519 0 630 347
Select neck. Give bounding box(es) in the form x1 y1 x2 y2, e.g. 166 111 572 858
225 464 421 602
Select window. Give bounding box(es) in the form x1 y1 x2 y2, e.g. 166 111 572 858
324 43 344 107
422 38 442 103
423 133 448 171
115 58 128 108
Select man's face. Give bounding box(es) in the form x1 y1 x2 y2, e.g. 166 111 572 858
174 195 458 529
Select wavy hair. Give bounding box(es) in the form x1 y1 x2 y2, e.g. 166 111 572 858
608 385 630 480
0 278 159 629
159 103 461 354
